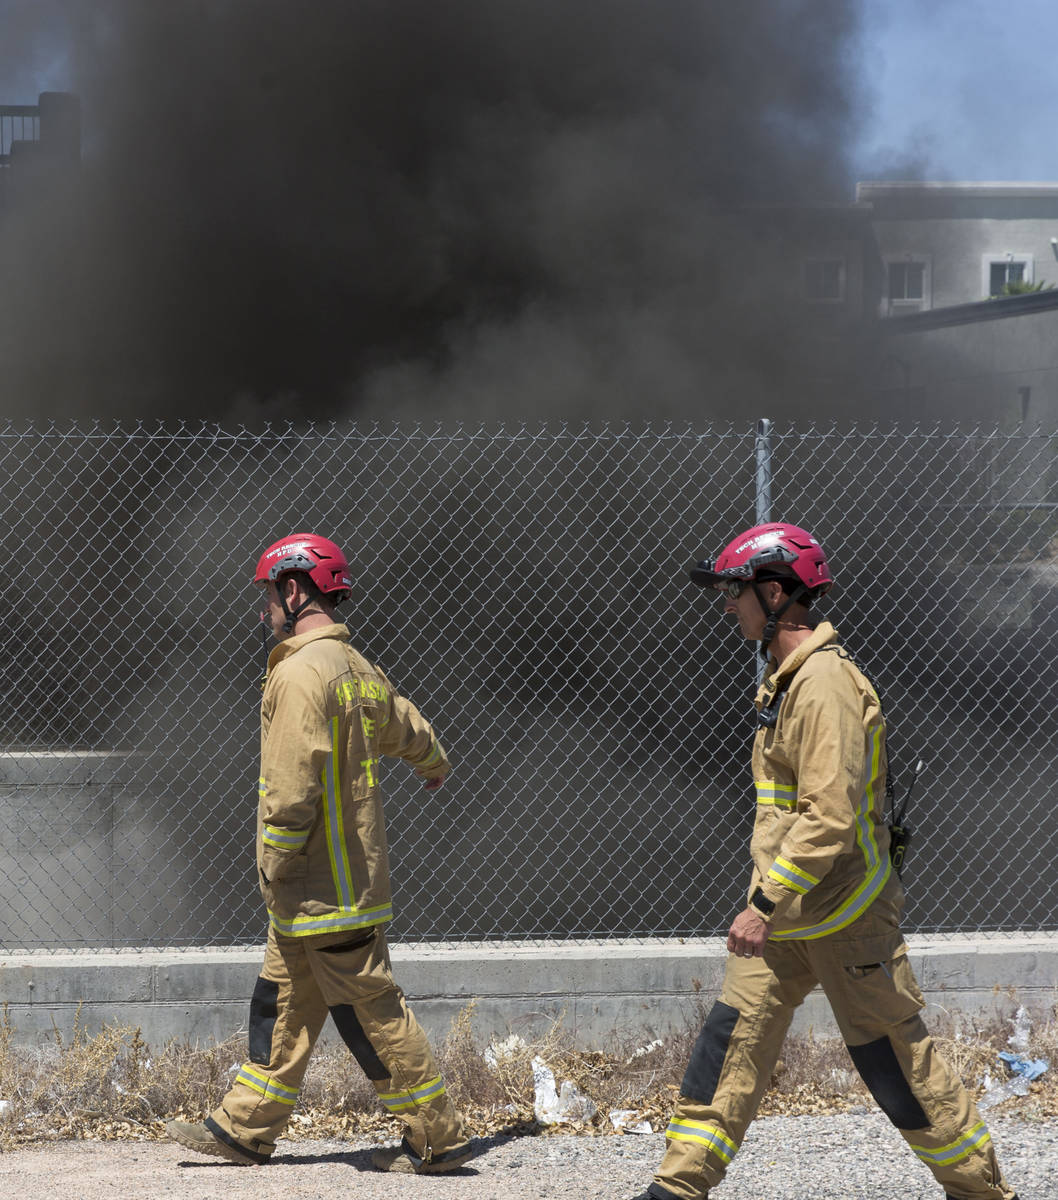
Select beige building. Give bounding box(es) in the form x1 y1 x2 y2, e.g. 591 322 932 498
789 181 1058 430
860 181 1058 315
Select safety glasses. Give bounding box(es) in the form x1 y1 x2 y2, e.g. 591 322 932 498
715 579 749 599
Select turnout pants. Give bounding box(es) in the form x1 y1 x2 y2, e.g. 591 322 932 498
653 911 1015 1200
206 924 467 1164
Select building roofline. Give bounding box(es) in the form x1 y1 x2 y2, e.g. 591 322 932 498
885 287 1058 334
857 181 1058 201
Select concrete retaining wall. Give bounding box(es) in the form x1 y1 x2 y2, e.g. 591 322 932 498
0 934 1054 1050
0 751 192 947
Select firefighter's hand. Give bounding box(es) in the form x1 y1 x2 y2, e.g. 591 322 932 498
420 774 445 790
727 907 771 958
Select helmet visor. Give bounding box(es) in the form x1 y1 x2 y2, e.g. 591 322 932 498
688 557 756 588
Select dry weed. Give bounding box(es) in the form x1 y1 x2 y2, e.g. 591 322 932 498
0 999 1053 1149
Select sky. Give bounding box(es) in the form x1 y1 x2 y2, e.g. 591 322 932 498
855 0 1058 182
3 0 1058 423
6 0 1058 186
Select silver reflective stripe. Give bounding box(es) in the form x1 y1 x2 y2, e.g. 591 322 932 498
268 902 393 937
754 780 796 808
379 1074 446 1111
417 737 444 770
235 1063 298 1106
262 822 309 850
767 855 820 894
909 1121 991 1166
665 1118 738 1163
323 715 356 911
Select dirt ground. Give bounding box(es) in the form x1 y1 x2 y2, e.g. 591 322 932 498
0 1115 1050 1200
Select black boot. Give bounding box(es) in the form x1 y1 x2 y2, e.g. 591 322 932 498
629 1185 696 1200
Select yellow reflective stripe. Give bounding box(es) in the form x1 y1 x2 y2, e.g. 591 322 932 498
258 775 267 799
324 716 356 911
772 722 890 941
665 1119 738 1163
767 856 821 894
262 823 310 850
235 1063 298 1106
267 902 393 937
417 738 443 769
754 780 796 809
909 1122 991 1166
379 1075 446 1111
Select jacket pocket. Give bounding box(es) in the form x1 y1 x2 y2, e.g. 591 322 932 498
262 854 308 916
837 942 925 1029
261 845 308 884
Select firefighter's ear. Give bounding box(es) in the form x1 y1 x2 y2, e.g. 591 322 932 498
760 578 784 607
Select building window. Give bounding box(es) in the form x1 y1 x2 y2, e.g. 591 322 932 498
883 256 931 315
982 254 1033 298
991 260 1025 293
890 261 924 300
804 259 845 302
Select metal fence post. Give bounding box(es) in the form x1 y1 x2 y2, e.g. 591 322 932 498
755 417 772 524
755 418 772 680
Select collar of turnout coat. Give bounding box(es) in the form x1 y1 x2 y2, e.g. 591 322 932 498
266 622 350 671
755 620 838 710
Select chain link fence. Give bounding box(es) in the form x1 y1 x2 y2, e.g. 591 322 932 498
0 420 1055 950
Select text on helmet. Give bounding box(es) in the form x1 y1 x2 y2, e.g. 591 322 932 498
735 528 818 555
267 541 312 560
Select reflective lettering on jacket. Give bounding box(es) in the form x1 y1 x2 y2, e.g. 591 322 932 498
336 678 389 707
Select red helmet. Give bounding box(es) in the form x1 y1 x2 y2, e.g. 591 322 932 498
689 522 833 595
254 533 353 596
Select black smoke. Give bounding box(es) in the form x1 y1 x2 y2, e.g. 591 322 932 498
0 0 869 421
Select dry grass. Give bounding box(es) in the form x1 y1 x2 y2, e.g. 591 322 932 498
0 997 1054 1150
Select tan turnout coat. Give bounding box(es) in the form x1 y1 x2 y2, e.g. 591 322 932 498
748 621 903 939
255 624 449 938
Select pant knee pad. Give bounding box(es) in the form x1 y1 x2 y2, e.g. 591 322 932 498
681 1000 740 1104
846 1035 929 1129
330 1003 389 1081
248 976 280 1065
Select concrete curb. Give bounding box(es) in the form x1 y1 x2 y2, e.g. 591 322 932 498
0 933 1055 1049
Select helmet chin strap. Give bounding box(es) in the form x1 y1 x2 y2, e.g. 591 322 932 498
278 587 320 634
752 582 807 660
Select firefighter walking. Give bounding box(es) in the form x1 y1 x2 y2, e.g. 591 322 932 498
166 533 470 1173
631 523 1018 1200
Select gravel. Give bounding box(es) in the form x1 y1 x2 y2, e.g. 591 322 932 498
0 1113 1049 1199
